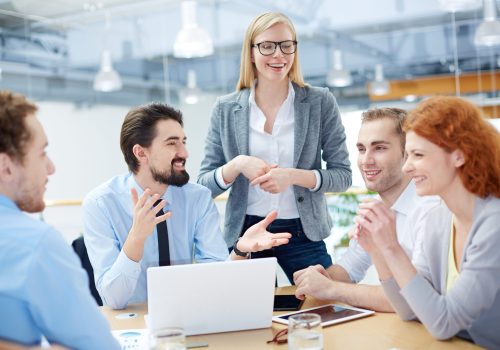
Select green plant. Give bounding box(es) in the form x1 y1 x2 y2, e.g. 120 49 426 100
327 191 376 248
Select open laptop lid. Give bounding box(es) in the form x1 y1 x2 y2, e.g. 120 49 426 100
147 257 277 335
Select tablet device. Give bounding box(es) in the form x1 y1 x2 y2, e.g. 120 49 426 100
273 295 304 311
272 304 374 327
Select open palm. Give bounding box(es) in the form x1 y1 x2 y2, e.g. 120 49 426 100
237 211 291 252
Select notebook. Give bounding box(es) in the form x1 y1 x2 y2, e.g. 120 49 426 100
147 257 277 335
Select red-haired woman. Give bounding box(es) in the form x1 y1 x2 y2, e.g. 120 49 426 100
354 96 500 348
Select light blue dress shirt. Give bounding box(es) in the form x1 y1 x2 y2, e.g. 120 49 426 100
82 173 229 309
0 195 119 349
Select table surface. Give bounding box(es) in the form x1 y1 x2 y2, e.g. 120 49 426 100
101 286 482 350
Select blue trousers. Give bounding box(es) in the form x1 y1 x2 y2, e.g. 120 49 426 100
238 215 333 284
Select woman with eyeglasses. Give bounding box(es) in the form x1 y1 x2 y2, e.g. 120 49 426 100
354 96 500 348
198 12 351 283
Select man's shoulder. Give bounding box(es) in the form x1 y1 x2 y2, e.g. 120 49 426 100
413 194 441 211
404 195 443 230
0 214 67 271
0 210 55 243
416 199 451 230
84 173 130 206
399 182 441 216
175 182 213 199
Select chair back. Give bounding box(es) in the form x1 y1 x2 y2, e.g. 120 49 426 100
71 236 103 306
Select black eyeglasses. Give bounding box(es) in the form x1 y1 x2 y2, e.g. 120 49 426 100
266 328 288 344
252 40 297 56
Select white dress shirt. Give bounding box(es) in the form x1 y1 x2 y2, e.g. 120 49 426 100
215 80 320 219
337 181 440 283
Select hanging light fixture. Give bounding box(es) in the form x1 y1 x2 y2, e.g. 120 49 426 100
474 0 500 47
93 50 123 92
327 50 352 87
438 0 482 12
369 64 390 96
173 0 214 58
183 69 200 104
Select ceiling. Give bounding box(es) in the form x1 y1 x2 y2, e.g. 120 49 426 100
0 0 498 109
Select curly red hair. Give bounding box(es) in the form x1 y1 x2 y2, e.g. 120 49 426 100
404 96 500 198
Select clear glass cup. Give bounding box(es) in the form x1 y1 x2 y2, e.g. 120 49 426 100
288 313 323 350
149 327 186 350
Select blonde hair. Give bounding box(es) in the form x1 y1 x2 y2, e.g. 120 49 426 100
236 12 306 91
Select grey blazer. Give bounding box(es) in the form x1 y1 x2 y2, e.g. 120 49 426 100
382 196 500 349
197 83 352 247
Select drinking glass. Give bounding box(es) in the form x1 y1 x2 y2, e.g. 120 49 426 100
288 313 323 350
149 327 186 350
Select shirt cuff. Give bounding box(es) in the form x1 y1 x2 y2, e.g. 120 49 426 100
215 167 232 190
309 170 322 192
115 250 142 279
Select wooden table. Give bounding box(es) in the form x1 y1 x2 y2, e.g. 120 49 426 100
101 287 481 350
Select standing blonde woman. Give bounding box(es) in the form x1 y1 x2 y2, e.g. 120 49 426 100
198 12 351 283
354 96 500 348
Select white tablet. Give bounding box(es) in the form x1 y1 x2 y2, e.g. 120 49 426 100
272 304 375 327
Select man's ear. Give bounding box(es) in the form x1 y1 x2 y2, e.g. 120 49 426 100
0 153 16 182
452 149 465 168
132 144 148 165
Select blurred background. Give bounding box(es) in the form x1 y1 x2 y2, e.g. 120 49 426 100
2 0 498 279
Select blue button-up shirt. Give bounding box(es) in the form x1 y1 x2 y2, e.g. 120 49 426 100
0 195 119 349
82 173 229 309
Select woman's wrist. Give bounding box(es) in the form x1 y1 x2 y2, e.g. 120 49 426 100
222 155 245 184
379 241 404 259
289 168 316 189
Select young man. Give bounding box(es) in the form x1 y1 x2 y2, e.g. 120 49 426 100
0 91 119 349
83 102 291 310
294 108 438 312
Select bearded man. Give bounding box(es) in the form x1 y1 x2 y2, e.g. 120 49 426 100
83 102 290 309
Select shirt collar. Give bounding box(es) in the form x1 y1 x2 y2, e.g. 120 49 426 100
0 194 20 211
391 181 417 216
126 173 173 208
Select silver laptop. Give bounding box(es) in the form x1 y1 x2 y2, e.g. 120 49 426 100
147 257 277 335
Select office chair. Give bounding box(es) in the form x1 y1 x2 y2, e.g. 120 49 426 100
71 236 103 306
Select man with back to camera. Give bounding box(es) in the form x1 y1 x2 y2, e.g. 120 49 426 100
0 91 120 349
83 102 291 310
294 108 439 312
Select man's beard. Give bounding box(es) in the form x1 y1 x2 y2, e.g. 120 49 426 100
16 187 46 213
15 175 46 213
151 159 190 187
17 196 45 213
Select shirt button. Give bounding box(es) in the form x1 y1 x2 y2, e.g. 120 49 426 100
298 196 304 203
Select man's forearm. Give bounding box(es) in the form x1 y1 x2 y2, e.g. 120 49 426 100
97 249 142 309
330 281 394 312
326 264 353 283
123 233 147 262
325 264 394 312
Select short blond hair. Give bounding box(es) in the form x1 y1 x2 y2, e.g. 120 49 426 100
236 12 306 91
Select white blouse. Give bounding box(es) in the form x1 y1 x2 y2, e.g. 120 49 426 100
216 80 320 219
